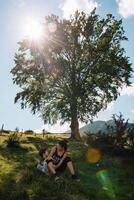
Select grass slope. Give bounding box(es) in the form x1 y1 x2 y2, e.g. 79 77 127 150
0 134 134 200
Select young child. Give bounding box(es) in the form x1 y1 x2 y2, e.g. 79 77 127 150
37 148 49 175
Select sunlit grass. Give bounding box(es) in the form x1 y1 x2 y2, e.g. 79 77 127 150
0 134 134 200
0 155 14 176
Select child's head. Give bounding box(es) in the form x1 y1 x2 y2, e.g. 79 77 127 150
57 140 68 151
39 148 48 159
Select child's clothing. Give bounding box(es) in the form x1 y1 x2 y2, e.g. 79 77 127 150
37 160 49 175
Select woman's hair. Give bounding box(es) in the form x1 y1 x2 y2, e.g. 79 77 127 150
58 140 68 151
39 148 47 158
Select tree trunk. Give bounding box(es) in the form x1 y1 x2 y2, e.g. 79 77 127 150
70 58 80 140
70 116 80 140
70 103 81 140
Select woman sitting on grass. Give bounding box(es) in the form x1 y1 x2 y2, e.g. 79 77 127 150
46 140 79 180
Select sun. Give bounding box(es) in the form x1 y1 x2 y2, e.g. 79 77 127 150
22 18 43 40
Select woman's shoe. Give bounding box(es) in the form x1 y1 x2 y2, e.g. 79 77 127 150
72 174 80 182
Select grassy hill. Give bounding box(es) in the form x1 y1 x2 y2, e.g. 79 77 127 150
0 133 134 200
80 120 108 134
79 120 134 134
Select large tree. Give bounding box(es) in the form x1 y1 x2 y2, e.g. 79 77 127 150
11 10 132 139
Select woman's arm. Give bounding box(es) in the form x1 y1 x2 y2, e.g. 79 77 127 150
46 146 56 160
54 152 67 169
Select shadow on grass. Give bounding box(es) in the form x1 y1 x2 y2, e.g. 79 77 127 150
0 145 38 173
0 161 92 200
26 136 60 150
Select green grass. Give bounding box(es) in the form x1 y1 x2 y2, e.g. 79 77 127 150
0 133 134 200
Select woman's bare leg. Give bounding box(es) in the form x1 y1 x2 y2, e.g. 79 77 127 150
48 162 56 174
67 161 75 175
67 161 80 180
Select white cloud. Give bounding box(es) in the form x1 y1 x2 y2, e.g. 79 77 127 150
130 109 134 114
120 83 134 96
34 121 70 133
34 121 86 134
60 0 99 19
107 102 114 111
116 0 134 18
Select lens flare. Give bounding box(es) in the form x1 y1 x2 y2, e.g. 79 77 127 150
86 148 101 163
22 18 43 40
96 169 116 200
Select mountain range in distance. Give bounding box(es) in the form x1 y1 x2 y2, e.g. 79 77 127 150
67 120 134 135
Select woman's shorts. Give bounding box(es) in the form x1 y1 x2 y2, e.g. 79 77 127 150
47 156 72 172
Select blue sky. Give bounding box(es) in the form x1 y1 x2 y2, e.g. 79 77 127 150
0 0 134 133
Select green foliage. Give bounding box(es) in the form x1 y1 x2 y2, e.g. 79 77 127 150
83 116 134 155
18 168 35 184
1 129 10 134
127 128 134 149
0 124 4 135
5 133 20 148
11 10 133 139
24 130 34 135
15 127 19 132
112 113 129 149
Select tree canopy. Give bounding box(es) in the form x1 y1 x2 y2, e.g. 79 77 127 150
11 10 133 139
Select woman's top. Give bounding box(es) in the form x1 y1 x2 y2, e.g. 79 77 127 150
52 148 65 165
